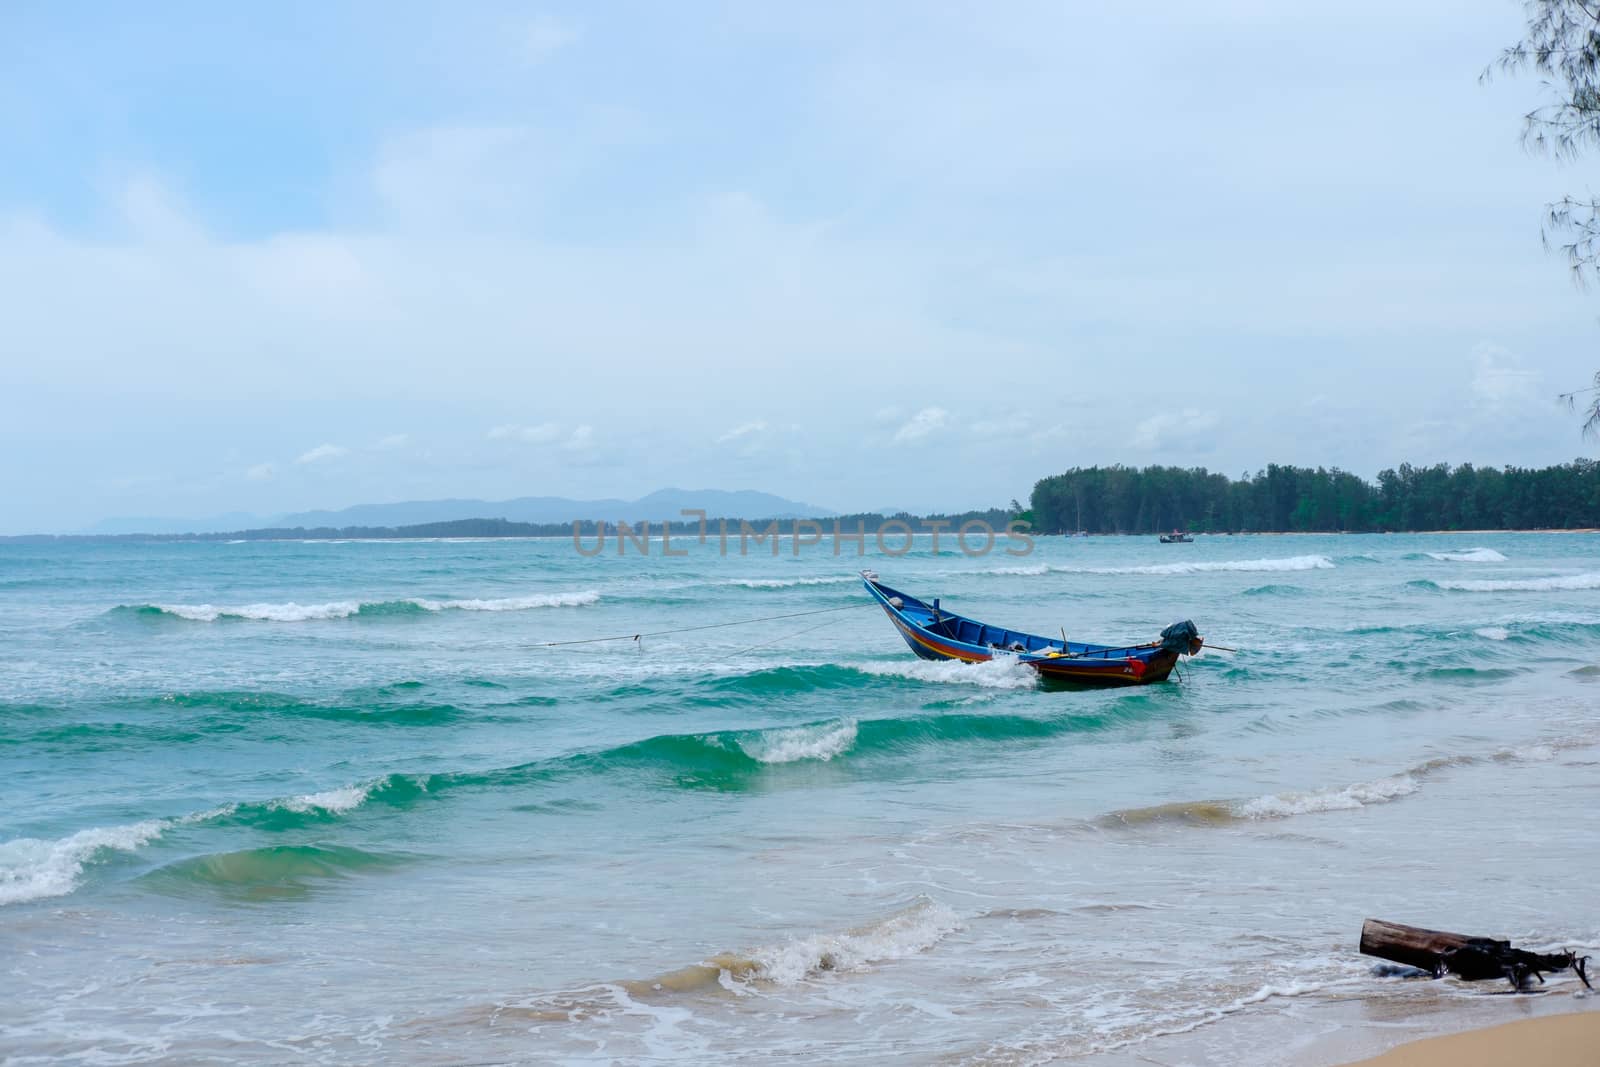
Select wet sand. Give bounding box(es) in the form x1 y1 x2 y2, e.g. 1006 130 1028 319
1340 1010 1600 1066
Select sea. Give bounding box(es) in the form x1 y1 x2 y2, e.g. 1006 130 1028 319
2 531 1597 1065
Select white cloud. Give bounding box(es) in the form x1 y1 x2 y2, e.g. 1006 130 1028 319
376 433 409 449
892 407 948 444
1470 342 1540 407
246 462 276 481
295 444 348 465
563 424 595 452
489 423 562 444
716 420 767 444
1131 409 1220 451
524 15 579 63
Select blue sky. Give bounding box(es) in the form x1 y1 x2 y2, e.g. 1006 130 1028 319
2 1 1597 532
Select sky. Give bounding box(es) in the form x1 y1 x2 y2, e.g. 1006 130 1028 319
2 1 1598 533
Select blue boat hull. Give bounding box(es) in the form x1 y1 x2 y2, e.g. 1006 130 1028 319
862 574 1198 686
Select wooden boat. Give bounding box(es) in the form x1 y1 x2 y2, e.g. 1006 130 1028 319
1159 531 1193 543
861 572 1202 686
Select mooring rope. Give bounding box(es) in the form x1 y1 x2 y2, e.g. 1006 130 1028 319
534 602 874 648
727 616 846 658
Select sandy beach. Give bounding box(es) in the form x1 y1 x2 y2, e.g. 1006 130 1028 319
1341 1010 1600 1066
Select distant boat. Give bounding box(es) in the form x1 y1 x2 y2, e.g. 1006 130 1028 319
861 573 1203 686
1159 531 1194 543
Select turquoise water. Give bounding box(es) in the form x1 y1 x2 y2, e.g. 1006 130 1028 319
2 532 1598 1063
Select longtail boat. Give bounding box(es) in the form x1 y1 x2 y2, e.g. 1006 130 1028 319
862 572 1202 686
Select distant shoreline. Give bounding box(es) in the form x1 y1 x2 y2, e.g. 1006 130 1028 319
3 523 1597 545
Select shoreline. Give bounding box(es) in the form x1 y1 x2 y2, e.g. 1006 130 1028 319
1336 1008 1600 1066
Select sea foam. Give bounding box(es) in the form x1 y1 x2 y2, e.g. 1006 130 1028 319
409 591 599 612
713 899 962 986
0 819 169 906
727 576 858 589
858 655 1041 689
1432 572 1600 593
738 719 858 764
271 783 376 814
133 591 598 621
1233 773 1419 818
1427 548 1508 563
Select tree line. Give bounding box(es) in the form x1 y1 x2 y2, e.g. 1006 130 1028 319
1028 460 1600 534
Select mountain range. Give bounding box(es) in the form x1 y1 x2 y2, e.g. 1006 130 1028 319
83 489 838 536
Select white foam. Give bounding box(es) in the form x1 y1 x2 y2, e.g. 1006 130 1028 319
0 820 169 906
1474 626 1510 641
153 601 363 622
147 591 598 620
411 591 599 611
1428 548 1508 563
976 563 1051 576
859 655 1041 689
1091 554 1334 575
739 720 858 764
272 783 374 814
730 899 962 986
1234 773 1418 819
727 576 857 589
1435 572 1600 593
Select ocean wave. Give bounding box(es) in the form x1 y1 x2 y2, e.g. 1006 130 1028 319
725 576 858 589
1233 773 1419 818
140 844 406 898
613 898 963 996
856 656 1041 689
736 719 858 764
714 898 962 987
1474 626 1510 641
0 777 400 905
115 591 599 622
270 784 376 814
960 556 1333 578
1103 770 1430 828
1423 572 1600 593
1426 548 1508 563
410 592 600 612
0 819 170 905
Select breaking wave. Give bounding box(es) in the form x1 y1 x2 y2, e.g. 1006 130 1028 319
1099 753 1496 829
699 898 962 988
113 591 599 622
736 719 859 763
1426 548 1508 563
0 819 169 906
140 844 407 897
503 899 965 1008
856 656 1041 689
1419 572 1600 593
726 576 858 589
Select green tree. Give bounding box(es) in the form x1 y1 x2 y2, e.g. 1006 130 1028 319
1494 1 1600 432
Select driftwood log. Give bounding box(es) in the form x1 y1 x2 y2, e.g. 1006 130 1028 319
1360 918 1592 992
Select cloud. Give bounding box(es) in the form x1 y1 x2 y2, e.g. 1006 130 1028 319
295 444 348 465
524 15 579 63
246 462 276 481
489 423 562 443
892 407 948 444
376 433 409 449
716 420 767 444
1131 409 1220 452
1470 342 1540 408
562 424 594 452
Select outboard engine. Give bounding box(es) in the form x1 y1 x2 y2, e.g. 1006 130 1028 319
1160 619 1202 655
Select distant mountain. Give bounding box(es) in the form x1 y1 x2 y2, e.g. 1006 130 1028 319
87 490 836 536
83 512 269 536
278 489 836 528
